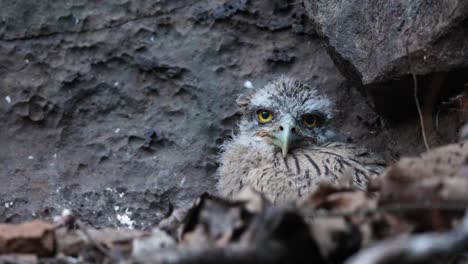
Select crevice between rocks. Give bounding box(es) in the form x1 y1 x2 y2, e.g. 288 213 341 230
368 67 468 121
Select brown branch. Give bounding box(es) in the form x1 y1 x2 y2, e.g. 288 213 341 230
75 220 114 258
302 202 467 219
408 50 430 151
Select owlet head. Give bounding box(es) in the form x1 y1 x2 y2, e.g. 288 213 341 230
237 76 339 156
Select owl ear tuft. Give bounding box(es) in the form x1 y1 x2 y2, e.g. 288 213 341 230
236 93 251 110
236 88 256 110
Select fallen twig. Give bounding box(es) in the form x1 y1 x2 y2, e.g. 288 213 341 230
302 202 467 219
54 209 115 261
75 220 114 259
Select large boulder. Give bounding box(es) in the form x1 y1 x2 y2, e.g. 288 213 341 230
304 0 468 85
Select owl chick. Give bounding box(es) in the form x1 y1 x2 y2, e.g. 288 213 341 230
217 77 385 204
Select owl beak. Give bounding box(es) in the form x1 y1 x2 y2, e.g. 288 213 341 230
273 123 296 157
281 133 291 157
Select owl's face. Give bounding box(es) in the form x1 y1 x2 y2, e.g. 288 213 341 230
237 77 338 156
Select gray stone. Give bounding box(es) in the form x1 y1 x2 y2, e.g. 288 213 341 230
304 0 468 85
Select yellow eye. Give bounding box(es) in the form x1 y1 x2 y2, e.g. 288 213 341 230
257 110 273 123
303 114 320 127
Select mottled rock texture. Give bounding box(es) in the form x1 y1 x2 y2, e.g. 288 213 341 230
0 0 462 228
304 0 468 85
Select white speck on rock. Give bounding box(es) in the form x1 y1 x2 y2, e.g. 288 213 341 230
61 209 72 217
114 81 119 87
53 153 57 158
114 128 120 134
117 213 135 229
119 192 125 198
180 176 186 187
243 80 254 89
114 206 120 211
150 36 156 42
5 96 11 104
28 156 34 160
25 59 30 64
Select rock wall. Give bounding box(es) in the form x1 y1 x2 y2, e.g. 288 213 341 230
304 0 468 85
0 0 462 228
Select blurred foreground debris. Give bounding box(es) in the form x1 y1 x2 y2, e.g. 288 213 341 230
0 140 468 263
133 191 323 263
375 141 468 232
347 210 468 264
0 220 55 257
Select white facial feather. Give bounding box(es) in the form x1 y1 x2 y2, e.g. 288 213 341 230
244 76 334 119
237 76 337 145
